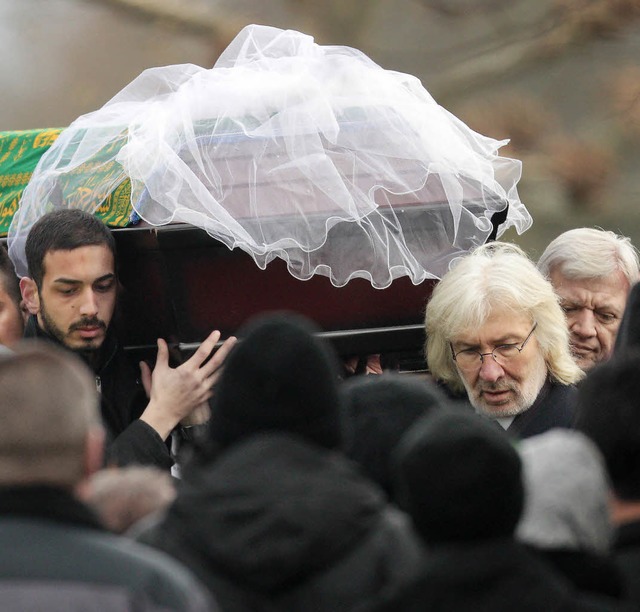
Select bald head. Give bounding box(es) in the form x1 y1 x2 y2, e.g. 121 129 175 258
0 341 102 487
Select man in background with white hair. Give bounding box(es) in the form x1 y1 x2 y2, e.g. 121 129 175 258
538 228 640 371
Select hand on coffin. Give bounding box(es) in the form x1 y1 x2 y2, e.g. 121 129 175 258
138 331 237 440
343 354 383 376
179 402 210 427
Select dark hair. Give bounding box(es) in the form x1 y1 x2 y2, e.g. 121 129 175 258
340 374 445 498
208 312 342 452
0 245 21 308
576 351 640 500
395 409 524 544
25 210 116 288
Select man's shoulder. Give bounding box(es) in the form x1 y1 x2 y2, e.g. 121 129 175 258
509 381 577 439
546 380 578 401
0 517 209 608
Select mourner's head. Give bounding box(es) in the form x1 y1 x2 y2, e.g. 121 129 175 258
576 351 640 508
0 341 103 488
395 409 525 544
20 209 117 354
425 242 583 419
0 246 25 347
538 228 639 372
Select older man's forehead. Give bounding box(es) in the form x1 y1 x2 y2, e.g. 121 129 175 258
551 268 629 312
451 308 535 346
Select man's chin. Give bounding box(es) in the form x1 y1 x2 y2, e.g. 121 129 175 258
574 354 599 372
66 337 104 352
473 397 529 419
571 346 602 371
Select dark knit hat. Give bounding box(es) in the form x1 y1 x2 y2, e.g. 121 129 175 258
614 282 640 353
576 350 640 500
340 374 446 497
395 409 524 544
209 312 342 450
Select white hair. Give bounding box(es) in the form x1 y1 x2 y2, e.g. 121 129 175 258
538 227 640 285
425 242 583 393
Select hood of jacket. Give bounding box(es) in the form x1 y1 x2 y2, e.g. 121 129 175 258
516 429 612 554
162 432 386 593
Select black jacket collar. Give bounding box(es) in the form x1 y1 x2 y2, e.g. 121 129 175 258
0 485 103 531
614 519 640 551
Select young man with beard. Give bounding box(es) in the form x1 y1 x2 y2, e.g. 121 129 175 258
424 242 583 439
19 209 235 469
537 228 639 372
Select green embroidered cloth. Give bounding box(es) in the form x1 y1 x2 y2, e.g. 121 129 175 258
0 128 133 237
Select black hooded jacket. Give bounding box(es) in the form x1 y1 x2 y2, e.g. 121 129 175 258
370 537 630 612
24 315 172 469
139 433 424 612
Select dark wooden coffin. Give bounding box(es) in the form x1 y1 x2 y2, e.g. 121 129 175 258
114 222 434 368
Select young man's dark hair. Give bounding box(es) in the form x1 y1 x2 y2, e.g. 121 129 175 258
25 209 116 289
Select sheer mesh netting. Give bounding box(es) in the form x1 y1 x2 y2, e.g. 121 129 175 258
9 24 531 287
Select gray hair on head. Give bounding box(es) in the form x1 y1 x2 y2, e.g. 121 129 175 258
538 227 640 286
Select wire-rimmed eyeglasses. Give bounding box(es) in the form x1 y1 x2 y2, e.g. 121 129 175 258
451 322 538 370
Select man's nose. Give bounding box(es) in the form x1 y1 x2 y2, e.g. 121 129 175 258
570 308 597 338
79 289 99 317
478 354 504 383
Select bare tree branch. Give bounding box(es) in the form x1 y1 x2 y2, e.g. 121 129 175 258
283 0 376 44
416 0 512 18
429 0 640 99
85 0 229 37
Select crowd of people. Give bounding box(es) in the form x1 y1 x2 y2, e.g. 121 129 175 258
0 209 640 610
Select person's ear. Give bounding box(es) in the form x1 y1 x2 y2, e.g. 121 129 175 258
20 277 40 315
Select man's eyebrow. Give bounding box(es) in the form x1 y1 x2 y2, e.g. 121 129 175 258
52 278 82 286
594 302 622 313
561 297 622 313
455 333 522 348
52 273 115 285
94 274 116 283
559 298 581 307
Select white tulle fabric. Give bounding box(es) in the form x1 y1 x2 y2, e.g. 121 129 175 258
10 25 531 285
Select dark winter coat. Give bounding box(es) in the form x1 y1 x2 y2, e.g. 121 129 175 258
370 537 631 612
525 546 624 600
613 519 640 606
506 381 577 439
139 433 424 612
24 315 172 469
0 485 214 611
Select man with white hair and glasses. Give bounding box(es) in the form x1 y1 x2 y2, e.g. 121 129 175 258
425 242 584 439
